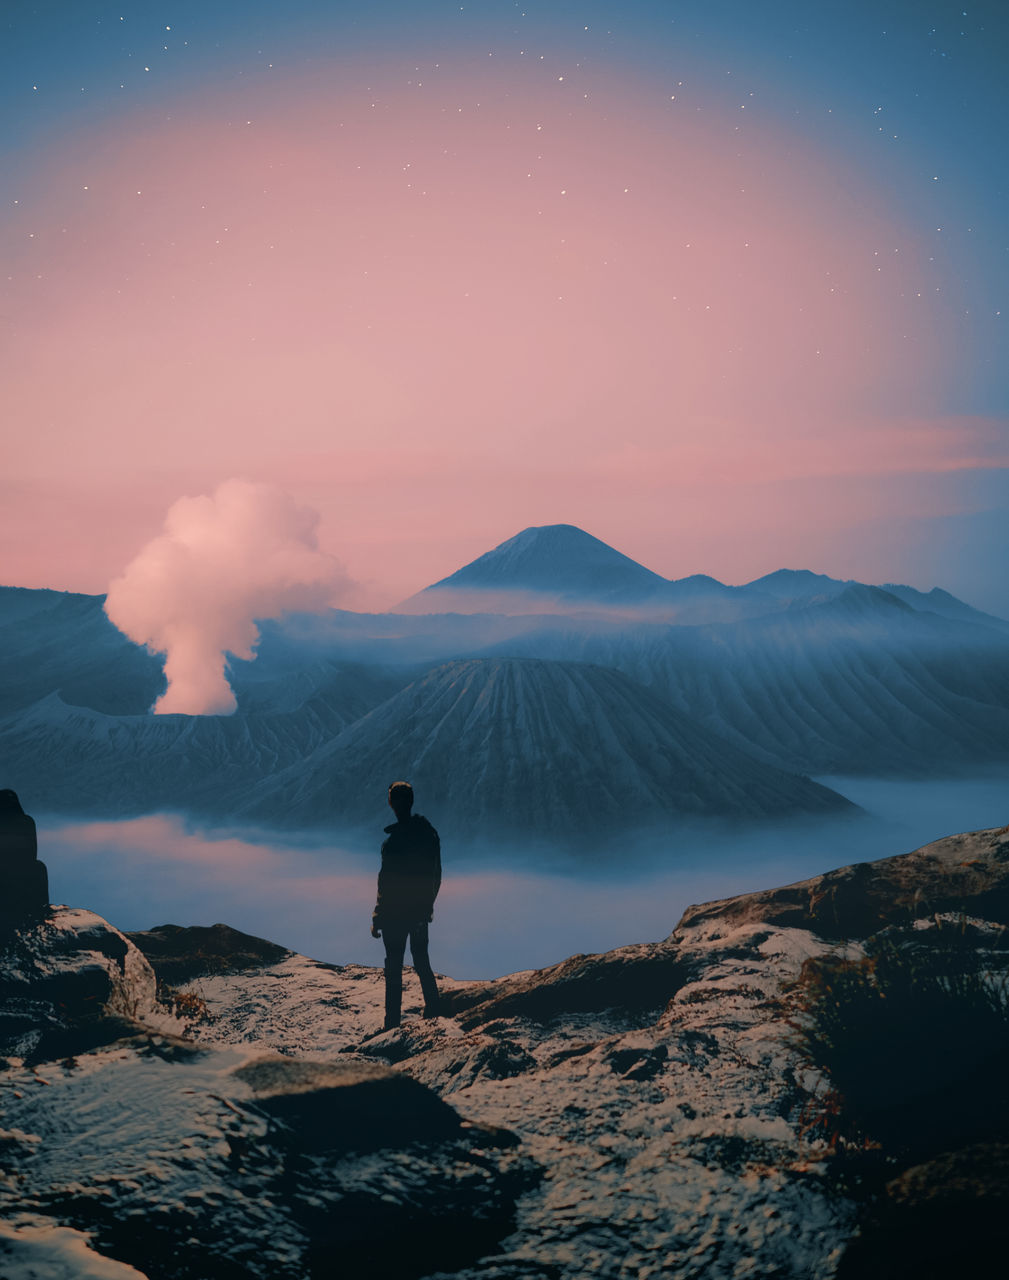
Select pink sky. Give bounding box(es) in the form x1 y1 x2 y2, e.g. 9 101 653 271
4 60 1004 607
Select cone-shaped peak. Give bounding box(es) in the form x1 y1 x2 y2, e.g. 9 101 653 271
432 524 667 592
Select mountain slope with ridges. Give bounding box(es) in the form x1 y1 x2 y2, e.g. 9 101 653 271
477 586 1009 775
239 656 850 838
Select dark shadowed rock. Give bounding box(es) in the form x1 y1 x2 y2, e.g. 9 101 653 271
233 1054 462 1153
0 1223 150 1279
126 921 291 984
836 1141 1009 1279
440 940 685 1028
0 792 49 930
360 1028 540 1093
676 824 1009 940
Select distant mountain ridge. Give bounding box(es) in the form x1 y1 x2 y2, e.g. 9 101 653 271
2 524 1007 839
394 524 1008 629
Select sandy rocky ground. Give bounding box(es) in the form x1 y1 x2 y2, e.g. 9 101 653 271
2 826 1008 1279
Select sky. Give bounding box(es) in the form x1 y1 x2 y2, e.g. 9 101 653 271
3 1 1008 614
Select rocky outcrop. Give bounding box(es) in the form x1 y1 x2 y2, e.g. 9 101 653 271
441 939 685 1027
233 1054 463 1153
677 823 1009 939
355 824 1009 1276
0 907 170 1062
126 922 291 985
431 825 1008 1034
0 912 535 1280
0 1222 149 1279
0 795 49 929
0 1036 536 1280
834 1141 1009 1279
3 825 1008 1278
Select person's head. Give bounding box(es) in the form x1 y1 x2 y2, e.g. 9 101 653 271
0 789 24 816
388 780 414 819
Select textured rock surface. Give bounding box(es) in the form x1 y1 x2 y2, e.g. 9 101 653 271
0 915 534 1280
440 940 685 1027
125 922 292 985
0 907 172 1061
170 907 861 1276
233 1054 463 1153
4 826 1009 1278
677 823 1009 940
0 1038 535 1280
0 1221 149 1279
833 1141 1009 1280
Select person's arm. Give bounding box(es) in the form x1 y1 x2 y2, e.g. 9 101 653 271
372 854 387 938
428 829 441 921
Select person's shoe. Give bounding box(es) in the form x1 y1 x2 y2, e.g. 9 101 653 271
383 1017 401 1032
422 1004 440 1020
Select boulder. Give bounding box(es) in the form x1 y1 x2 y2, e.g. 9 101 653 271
126 921 291 984
0 906 168 1061
440 940 685 1028
233 1055 462 1153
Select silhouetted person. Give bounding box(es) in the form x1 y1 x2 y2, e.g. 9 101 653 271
0 790 49 930
371 781 441 1031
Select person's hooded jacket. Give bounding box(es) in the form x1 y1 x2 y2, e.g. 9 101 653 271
372 814 441 929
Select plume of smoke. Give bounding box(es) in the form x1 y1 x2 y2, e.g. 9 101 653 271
105 479 350 715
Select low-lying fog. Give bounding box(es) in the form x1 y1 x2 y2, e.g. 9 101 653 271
40 775 1008 981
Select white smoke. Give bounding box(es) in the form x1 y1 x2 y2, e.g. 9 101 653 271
105 479 350 715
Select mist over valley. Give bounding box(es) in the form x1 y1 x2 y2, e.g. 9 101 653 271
3 525 1007 825
2 522 1007 975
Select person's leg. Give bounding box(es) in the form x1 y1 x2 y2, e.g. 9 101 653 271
382 923 408 1029
408 922 440 1017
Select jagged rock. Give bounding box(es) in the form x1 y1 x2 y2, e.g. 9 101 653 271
677 824 1009 940
126 922 291 985
605 1043 669 1081
420 1034 539 1094
885 1141 1009 1212
0 907 170 1061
